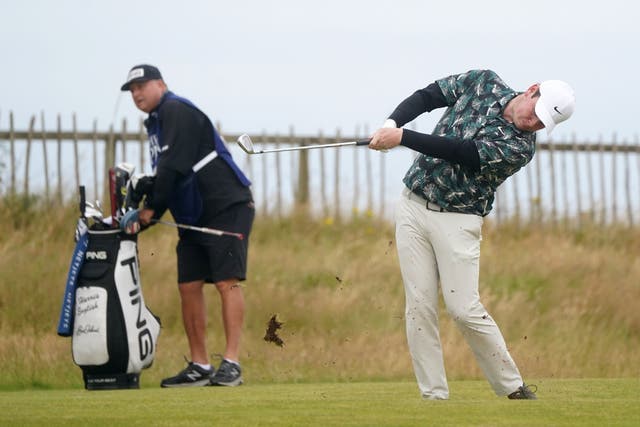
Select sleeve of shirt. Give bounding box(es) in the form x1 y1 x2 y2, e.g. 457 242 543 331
149 100 202 219
475 133 536 177
156 100 202 175
387 83 448 127
401 129 480 172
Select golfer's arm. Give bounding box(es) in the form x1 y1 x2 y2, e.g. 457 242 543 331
400 129 480 172
388 82 448 127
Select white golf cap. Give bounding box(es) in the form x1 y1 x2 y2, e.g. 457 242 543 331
534 80 575 135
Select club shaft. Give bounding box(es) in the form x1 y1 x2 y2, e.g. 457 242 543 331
151 219 244 240
237 133 370 155
256 140 369 154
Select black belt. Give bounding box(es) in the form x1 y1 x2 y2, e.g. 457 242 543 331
425 201 445 212
406 189 447 212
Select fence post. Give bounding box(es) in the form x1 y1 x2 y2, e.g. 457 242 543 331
610 133 618 223
560 135 569 228
512 166 520 228
586 139 595 223
56 114 62 201
598 135 606 225
535 147 543 224
73 113 80 192
139 118 146 173
572 133 582 228
636 135 640 226
623 137 633 227
242 132 253 190
92 119 99 200
260 131 268 217
273 130 280 217
334 128 341 222
120 118 128 164
41 111 51 203
379 136 386 219
289 132 296 212
275 132 283 217
525 157 534 225
104 125 116 202
296 132 309 210
364 123 373 215
24 115 35 197
548 137 557 227
352 124 360 217
319 130 328 218
9 111 16 196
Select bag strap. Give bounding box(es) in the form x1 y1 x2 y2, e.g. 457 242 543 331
192 150 218 173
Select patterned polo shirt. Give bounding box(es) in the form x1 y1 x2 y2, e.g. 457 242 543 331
402 69 536 216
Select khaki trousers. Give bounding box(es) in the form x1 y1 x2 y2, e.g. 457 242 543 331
395 188 523 399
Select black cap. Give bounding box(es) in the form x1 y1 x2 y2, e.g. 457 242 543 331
120 64 163 91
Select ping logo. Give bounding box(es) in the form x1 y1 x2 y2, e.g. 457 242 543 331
85 250 108 260
121 256 154 360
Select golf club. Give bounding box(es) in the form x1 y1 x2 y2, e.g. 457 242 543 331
84 205 104 222
151 219 244 240
236 133 371 155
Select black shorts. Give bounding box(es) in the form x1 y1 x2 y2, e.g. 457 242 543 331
176 202 254 284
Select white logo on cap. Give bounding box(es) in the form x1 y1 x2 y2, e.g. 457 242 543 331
127 68 144 82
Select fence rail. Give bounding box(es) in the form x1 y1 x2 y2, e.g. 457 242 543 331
1 112 639 228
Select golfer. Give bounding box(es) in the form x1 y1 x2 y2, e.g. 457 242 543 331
369 69 575 399
120 64 254 387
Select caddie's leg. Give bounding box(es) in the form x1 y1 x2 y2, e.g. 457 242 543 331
395 189 449 400
179 280 209 364
432 212 523 396
215 278 244 362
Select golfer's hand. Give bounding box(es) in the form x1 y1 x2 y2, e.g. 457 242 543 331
139 208 155 226
369 128 403 151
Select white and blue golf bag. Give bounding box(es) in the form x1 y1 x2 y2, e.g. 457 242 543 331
67 228 161 390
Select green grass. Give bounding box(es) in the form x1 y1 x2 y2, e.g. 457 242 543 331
1 199 639 426
1 379 639 426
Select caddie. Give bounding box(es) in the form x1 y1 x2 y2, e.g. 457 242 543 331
120 64 255 387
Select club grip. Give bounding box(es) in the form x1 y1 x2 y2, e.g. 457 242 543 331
79 186 86 218
356 139 371 146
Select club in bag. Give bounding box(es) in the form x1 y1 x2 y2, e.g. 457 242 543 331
236 133 371 155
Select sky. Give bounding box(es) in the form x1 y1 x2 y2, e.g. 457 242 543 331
2 0 640 143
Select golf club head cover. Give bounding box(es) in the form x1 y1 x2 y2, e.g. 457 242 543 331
125 174 155 210
120 209 140 235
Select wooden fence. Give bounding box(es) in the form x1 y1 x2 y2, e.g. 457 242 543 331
1 111 639 227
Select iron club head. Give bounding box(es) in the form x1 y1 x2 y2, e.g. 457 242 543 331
85 206 102 218
237 134 256 154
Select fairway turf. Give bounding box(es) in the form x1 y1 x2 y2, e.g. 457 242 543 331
1 379 638 426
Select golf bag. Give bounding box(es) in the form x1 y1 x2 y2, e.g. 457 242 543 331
70 228 161 390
